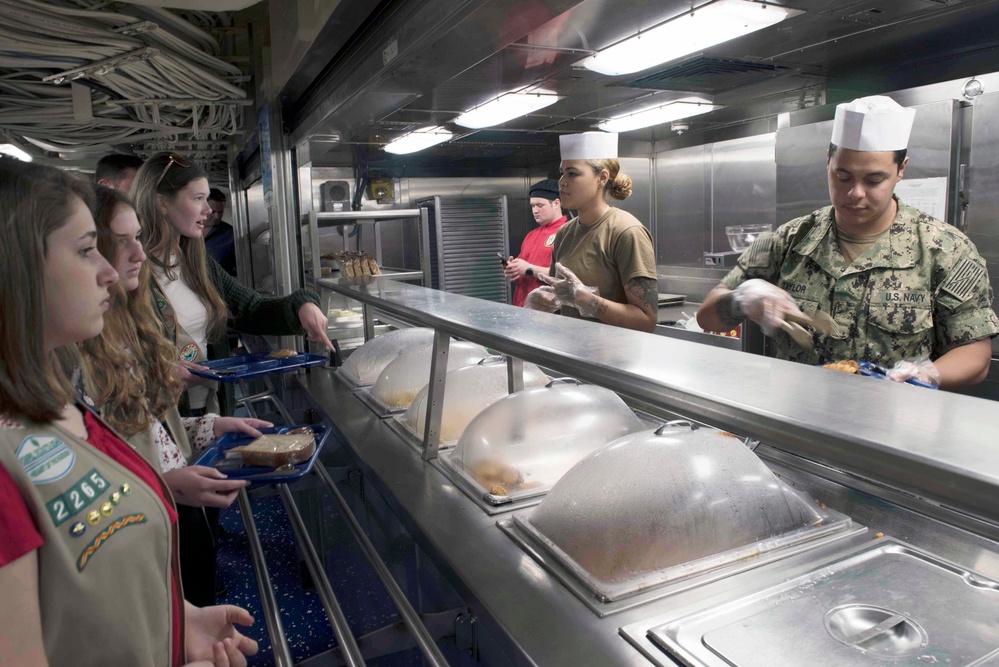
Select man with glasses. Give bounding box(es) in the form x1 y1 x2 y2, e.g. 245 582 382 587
505 179 568 307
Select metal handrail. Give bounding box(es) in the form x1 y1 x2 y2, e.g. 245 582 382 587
237 489 294 667
315 464 450 667
276 484 365 666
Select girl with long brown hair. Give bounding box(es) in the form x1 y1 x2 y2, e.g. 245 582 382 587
0 158 257 666
131 151 333 415
80 186 272 605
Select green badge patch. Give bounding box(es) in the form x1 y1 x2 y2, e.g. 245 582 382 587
45 468 110 526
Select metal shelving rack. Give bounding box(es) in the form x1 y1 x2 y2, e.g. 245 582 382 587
301 209 428 286
301 208 429 352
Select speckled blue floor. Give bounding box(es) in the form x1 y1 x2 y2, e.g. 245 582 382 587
217 495 335 664
215 490 454 666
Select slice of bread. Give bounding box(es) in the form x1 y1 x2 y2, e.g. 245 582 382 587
231 434 315 467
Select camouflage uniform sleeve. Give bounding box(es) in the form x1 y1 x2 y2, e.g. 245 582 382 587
720 230 784 290
933 241 999 350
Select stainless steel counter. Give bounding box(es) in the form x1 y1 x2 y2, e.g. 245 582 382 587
316 276 999 527
297 371 999 666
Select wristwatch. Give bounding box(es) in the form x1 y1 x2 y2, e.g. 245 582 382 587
525 267 534 277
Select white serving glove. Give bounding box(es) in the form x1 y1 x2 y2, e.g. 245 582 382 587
731 279 804 334
886 357 942 388
536 263 600 318
523 286 562 313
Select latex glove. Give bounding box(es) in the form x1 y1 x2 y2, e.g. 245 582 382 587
213 416 273 440
174 360 209 389
163 466 248 508
731 279 804 334
537 263 600 317
886 357 942 388
185 603 258 667
298 302 335 351
523 286 562 313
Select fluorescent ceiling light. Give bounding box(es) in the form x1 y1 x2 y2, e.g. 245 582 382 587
454 89 561 129
598 98 720 132
580 0 803 76
384 126 453 154
0 143 33 161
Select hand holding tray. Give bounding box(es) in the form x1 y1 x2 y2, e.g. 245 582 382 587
193 424 329 484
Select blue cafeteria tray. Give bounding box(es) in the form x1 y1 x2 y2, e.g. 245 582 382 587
192 424 329 484
855 361 937 389
188 352 327 382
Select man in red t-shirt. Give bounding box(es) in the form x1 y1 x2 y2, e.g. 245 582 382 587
505 179 569 307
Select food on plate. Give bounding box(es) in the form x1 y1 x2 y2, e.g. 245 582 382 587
468 459 540 496
286 426 314 436
268 349 298 359
231 433 316 467
822 360 860 374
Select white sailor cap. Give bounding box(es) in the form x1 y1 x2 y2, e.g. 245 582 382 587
560 131 618 160
830 96 916 152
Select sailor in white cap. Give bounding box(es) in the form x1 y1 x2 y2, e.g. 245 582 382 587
698 96 998 388
524 131 659 332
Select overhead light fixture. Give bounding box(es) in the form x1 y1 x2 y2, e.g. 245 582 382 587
454 89 561 129
580 0 803 76
598 98 720 132
384 126 453 154
0 143 33 161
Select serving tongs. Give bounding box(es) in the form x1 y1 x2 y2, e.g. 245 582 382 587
778 310 842 349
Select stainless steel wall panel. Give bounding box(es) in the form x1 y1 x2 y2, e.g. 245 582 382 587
709 134 777 253
965 91 999 357
655 144 709 265
777 99 957 224
615 157 653 232
775 120 833 224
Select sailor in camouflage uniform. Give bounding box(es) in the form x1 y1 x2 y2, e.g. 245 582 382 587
698 96 999 389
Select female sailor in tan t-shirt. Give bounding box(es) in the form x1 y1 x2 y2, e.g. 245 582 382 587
527 132 658 332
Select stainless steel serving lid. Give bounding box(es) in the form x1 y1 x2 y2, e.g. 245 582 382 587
519 421 849 600
340 327 436 385
448 380 647 499
403 356 549 443
370 339 489 408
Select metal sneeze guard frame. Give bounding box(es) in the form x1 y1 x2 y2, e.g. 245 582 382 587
315 275 999 531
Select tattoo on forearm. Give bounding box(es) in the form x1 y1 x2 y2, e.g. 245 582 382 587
715 292 744 328
591 294 607 319
626 277 659 317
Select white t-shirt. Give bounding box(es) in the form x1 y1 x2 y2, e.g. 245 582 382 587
151 259 212 409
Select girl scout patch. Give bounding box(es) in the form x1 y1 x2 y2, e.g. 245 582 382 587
77 514 146 571
180 343 199 362
17 435 75 485
545 233 557 247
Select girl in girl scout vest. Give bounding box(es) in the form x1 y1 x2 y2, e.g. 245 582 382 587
131 152 334 417
79 186 271 607
0 160 257 666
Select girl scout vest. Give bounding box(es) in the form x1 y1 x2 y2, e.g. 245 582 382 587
151 274 221 415
0 408 181 666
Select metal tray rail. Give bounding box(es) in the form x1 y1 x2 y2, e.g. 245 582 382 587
232 371 451 667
